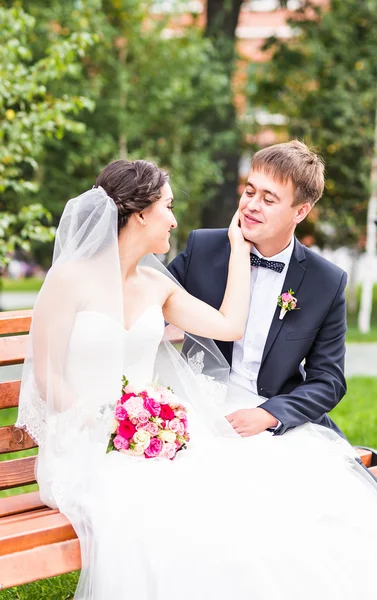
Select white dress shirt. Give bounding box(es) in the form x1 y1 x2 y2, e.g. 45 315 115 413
230 238 295 398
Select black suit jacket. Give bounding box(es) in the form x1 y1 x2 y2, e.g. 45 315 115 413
168 228 348 436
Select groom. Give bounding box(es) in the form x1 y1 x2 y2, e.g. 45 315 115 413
168 140 347 437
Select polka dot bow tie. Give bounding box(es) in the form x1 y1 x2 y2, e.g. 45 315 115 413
250 254 285 273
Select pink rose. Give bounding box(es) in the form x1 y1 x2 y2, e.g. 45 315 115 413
169 418 184 436
124 396 145 418
145 421 159 436
291 301 297 309
119 419 137 440
136 412 150 428
160 442 177 460
144 437 163 458
281 292 293 303
175 409 187 420
160 404 175 421
114 405 128 422
113 435 130 451
143 396 161 417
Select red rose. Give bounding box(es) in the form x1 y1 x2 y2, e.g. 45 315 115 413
121 392 137 403
119 419 137 440
160 404 175 420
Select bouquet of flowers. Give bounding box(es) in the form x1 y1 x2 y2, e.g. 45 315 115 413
108 376 190 460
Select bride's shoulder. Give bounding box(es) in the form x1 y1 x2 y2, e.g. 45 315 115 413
139 266 173 291
139 266 171 287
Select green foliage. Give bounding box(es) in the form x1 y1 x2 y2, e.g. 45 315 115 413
0 6 95 196
0 204 55 268
249 0 377 247
18 0 235 245
0 5 96 266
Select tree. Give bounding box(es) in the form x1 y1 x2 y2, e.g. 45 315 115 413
202 0 244 228
0 5 95 267
358 96 377 333
15 0 236 251
249 0 377 250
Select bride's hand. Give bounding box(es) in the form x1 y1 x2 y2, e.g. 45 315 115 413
228 209 252 253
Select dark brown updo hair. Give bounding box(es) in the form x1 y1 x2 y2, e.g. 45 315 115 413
95 159 169 231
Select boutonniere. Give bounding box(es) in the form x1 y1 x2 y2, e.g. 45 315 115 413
277 289 299 320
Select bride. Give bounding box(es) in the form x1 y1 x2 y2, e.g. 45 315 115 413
17 159 377 600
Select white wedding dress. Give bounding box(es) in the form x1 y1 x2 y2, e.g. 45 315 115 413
50 306 377 599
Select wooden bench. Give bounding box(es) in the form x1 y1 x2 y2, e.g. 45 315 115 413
1 309 376 590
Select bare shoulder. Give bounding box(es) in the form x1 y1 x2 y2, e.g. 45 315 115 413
139 265 175 296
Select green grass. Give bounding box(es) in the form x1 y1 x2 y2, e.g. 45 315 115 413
1 376 376 598
0 277 44 292
330 376 377 448
346 326 377 343
0 573 80 599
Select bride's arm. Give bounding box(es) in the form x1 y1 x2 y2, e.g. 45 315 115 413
162 211 251 341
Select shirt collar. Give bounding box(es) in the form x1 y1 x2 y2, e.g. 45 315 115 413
252 237 295 266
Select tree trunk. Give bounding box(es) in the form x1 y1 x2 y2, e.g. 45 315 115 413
347 247 359 315
202 0 244 228
118 42 128 160
205 0 244 42
358 98 377 333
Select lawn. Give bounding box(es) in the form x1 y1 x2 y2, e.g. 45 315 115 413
1 277 44 293
1 376 376 599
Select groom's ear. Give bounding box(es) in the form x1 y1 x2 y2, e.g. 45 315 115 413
294 202 311 225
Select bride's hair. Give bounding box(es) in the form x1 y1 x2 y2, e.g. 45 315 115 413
95 159 169 231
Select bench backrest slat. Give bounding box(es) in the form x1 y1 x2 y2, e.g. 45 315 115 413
0 310 32 335
0 425 37 454
0 381 21 410
0 336 29 367
0 456 37 491
0 311 36 492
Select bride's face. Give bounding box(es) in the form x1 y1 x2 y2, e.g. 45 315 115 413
143 182 177 254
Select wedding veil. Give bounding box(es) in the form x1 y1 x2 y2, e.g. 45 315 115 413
16 185 236 597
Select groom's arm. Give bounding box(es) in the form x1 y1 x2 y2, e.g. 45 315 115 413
258 272 347 435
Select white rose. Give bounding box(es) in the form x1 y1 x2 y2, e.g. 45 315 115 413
145 386 162 402
133 429 151 449
159 429 176 444
127 443 145 456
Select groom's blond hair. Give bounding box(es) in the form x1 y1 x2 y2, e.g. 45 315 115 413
251 140 325 207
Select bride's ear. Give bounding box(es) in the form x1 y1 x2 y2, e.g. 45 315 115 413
135 212 146 227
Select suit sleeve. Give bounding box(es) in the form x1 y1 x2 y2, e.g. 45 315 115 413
258 271 348 435
167 231 195 288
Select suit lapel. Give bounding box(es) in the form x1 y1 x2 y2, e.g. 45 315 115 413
261 238 307 365
218 239 233 364
216 239 231 302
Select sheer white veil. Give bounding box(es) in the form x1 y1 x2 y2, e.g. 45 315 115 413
16 185 236 599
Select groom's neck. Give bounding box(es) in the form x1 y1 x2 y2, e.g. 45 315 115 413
253 236 293 258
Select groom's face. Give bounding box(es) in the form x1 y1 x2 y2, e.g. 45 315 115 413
238 168 310 254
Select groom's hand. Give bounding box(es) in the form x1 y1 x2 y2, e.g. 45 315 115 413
226 408 278 436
